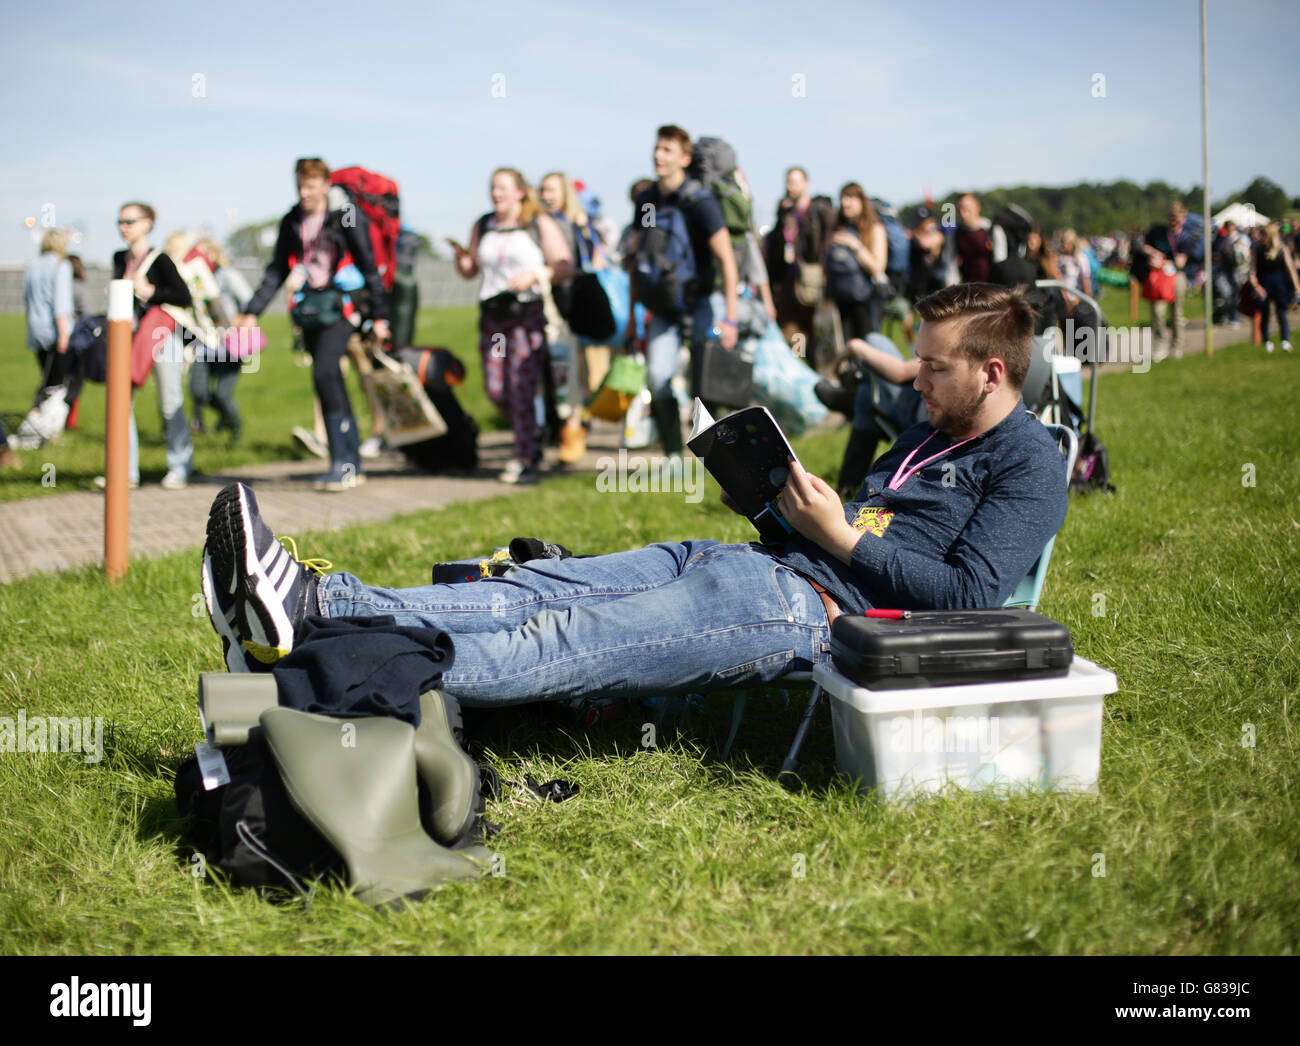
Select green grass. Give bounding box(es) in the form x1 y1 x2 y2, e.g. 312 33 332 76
0 307 503 501
2 337 1298 955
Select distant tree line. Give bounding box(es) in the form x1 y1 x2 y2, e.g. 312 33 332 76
898 175 1296 236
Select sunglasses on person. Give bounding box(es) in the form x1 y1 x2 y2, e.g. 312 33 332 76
118 217 145 225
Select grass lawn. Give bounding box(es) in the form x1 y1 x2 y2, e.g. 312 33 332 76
0 306 503 502
1 330 1297 954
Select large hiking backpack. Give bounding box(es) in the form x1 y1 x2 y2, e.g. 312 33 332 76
870 197 911 280
632 178 710 316
330 166 401 291
689 136 759 288
689 137 752 239
992 204 1034 259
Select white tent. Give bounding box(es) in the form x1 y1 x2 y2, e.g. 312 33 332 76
1212 202 1270 228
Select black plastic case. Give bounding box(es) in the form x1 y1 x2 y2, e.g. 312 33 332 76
829 609 1074 690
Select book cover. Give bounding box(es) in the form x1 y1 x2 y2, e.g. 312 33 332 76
687 399 801 543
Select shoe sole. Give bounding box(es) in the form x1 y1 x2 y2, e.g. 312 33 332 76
208 483 299 662
201 549 251 672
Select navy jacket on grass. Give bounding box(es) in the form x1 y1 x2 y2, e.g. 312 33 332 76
770 403 1068 613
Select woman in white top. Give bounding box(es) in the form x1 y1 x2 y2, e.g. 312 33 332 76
452 168 572 483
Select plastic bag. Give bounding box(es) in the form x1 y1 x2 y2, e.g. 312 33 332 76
748 320 827 435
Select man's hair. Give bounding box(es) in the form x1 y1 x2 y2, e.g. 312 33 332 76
915 283 1034 389
295 157 330 181
786 165 808 181
629 178 654 204
655 125 692 153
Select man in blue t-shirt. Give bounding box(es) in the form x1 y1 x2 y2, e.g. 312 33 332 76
202 284 1067 704
623 125 740 457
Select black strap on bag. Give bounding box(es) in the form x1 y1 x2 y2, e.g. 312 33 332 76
174 732 342 898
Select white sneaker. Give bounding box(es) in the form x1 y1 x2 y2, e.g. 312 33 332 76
359 436 383 460
498 459 540 485
1284 341 1293 352
292 426 328 459
161 469 189 490
94 475 139 490
1266 341 1275 353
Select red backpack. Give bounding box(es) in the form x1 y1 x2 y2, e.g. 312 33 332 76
329 166 401 291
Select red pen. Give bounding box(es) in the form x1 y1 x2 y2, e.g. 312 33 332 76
865 609 911 620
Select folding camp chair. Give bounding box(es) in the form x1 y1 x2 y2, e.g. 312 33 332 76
720 418 1079 770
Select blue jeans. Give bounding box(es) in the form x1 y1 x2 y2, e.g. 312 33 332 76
1259 272 1293 343
317 540 832 707
645 296 716 398
128 331 193 482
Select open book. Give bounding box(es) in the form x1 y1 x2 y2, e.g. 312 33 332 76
688 399 801 543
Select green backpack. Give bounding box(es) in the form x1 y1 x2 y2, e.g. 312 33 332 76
688 137 756 287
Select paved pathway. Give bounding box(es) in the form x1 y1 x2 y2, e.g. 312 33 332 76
0 425 632 584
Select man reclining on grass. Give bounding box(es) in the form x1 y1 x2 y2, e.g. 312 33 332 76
201 283 1067 707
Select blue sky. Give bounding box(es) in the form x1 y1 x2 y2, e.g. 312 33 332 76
3 0 1297 264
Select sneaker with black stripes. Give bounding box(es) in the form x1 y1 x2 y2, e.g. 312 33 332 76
201 483 328 672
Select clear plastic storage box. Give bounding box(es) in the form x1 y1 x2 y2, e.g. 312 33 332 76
819 655 1118 801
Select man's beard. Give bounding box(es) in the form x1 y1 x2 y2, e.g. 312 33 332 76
931 385 990 438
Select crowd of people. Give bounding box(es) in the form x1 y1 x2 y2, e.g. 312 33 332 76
8 128 1299 487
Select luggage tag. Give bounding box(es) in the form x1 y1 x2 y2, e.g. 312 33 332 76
194 741 231 792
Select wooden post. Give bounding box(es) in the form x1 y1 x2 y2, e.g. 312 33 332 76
105 280 133 584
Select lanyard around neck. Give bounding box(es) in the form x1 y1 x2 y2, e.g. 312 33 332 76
887 430 975 491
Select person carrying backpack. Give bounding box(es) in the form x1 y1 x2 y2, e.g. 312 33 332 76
625 124 739 458
235 157 390 491
825 184 888 341
449 168 573 484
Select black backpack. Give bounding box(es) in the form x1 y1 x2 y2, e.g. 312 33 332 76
992 204 1034 258
174 732 342 894
1071 430 1115 493
632 179 711 316
70 314 108 383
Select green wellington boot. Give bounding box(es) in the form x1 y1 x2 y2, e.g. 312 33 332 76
198 673 280 747
259 707 487 907
413 691 485 849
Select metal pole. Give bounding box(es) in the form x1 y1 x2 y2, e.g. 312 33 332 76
105 279 133 583
1201 0 1213 357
